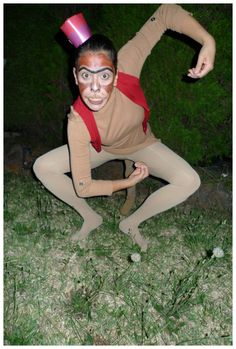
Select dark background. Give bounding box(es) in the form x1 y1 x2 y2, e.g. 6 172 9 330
4 3 232 165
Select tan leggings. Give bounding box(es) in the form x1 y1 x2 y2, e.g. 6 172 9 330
33 142 200 248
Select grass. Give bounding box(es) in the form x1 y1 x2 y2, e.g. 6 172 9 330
4 171 232 345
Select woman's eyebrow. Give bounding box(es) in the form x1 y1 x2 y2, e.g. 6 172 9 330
78 67 114 74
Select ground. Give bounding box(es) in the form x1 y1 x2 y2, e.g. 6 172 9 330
4 166 232 345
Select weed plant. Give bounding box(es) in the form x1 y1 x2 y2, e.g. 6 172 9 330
4 172 232 345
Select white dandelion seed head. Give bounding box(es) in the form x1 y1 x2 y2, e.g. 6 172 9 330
130 253 141 262
221 173 228 178
212 247 224 258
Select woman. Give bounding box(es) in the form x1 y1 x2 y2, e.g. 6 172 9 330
33 4 215 251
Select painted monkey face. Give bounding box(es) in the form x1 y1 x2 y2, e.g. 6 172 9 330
74 51 117 111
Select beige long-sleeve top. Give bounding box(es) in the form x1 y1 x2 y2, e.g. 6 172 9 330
67 4 192 198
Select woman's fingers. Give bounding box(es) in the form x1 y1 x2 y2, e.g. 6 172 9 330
134 162 149 178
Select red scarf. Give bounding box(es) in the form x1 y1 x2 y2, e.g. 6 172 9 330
73 71 150 152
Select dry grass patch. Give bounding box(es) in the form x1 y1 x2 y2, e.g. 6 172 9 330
4 172 232 345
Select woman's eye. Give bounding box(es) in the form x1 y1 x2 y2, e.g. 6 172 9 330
101 73 111 80
81 72 90 79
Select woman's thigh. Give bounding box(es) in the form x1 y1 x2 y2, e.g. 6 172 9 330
126 141 199 186
34 145 70 174
35 144 117 174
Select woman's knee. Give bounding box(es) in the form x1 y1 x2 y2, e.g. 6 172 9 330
33 155 51 179
33 146 69 179
189 169 201 192
177 168 201 195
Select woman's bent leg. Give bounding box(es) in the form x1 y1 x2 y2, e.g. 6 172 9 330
33 145 114 242
119 142 201 250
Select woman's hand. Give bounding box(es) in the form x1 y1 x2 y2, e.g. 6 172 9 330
127 162 149 186
112 162 149 194
188 36 216 79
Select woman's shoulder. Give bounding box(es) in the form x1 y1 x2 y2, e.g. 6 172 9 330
67 106 81 122
67 106 90 138
67 106 88 127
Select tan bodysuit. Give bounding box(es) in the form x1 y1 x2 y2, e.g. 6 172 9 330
68 4 192 198
33 5 201 251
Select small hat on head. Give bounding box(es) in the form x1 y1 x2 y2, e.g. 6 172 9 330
60 13 92 48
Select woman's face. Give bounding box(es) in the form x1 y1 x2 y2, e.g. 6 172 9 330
74 51 117 112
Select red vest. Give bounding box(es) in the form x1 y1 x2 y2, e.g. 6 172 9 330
73 71 150 152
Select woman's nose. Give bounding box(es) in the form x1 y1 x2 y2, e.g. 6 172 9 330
90 75 100 92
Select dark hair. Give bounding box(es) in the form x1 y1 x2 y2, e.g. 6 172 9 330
74 34 117 72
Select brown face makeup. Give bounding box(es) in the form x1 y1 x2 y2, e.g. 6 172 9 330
74 51 116 111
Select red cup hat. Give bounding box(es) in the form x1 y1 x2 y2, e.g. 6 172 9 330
60 13 92 48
